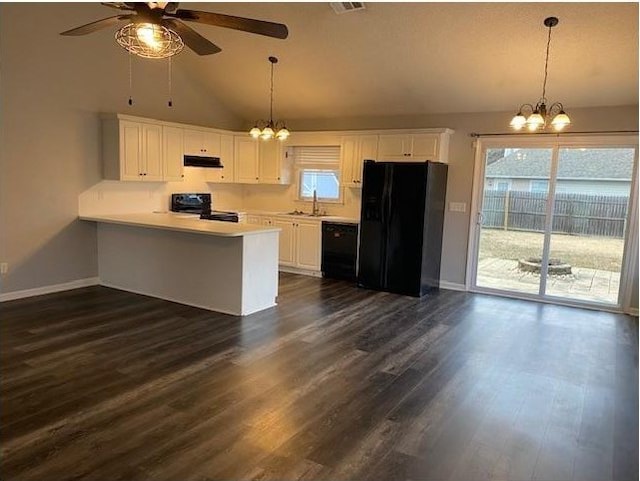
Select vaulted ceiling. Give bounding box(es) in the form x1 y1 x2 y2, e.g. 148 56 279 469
55 2 640 121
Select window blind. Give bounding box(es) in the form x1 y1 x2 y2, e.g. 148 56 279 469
293 146 341 166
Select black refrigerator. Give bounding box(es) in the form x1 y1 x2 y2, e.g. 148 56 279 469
357 160 448 297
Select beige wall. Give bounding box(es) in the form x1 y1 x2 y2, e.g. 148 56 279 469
0 3 243 293
282 105 639 306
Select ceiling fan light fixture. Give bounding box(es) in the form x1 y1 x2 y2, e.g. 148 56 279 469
115 22 184 59
509 16 570 132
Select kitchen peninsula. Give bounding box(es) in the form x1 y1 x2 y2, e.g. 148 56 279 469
80 213 280 316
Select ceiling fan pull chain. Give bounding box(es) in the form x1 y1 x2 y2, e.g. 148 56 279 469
128 51 133 106
167 56 173 108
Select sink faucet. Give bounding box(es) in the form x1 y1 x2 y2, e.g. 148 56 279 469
312 189 320 216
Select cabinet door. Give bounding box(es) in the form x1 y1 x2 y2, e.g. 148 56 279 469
378 134 412 160
183 129 204 156
340 136 358 187
235 137 259 183
295 220 321 271
273 219 295 266
163 126 184 181
120 121 142 181
411 134 439 159
219 135 235 183
355 135 378 184
141 124 163 181
202 131 220 156
259 141 283 184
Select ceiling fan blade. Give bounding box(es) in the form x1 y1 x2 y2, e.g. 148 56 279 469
163 19 222 55
100 2 135 11
172 10 288 39
60 15 132 36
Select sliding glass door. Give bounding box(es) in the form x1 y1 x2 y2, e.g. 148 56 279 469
470 138 638 308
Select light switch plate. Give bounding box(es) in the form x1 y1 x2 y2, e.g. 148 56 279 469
449 202 466 212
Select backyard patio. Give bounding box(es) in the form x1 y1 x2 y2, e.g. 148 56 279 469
477 230 625 304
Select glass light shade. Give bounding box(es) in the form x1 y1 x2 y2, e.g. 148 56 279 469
249 126 261 139
551 112 571 131
526 113 545 131
276 127 290 140
261 126 275 140
510 114 527 130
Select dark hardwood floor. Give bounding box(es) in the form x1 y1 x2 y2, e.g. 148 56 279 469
0 273 637 481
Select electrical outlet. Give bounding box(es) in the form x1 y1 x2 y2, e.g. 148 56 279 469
0 263 8 275
449 202 467 213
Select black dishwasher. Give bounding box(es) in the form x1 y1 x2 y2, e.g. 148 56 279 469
322 222 359 281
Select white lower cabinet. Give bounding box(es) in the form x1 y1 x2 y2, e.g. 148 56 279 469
274 218 296 266
248 215 321 272
295 220 322 271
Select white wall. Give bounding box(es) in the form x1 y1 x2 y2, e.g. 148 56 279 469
0 3 243 293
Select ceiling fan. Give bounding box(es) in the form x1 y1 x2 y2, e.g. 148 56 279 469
60 2 289 57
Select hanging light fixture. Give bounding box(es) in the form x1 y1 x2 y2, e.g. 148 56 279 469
249 56 290 141
115 22 184 59
510 17 571 132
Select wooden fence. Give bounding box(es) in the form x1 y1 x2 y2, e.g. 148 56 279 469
482 190 629 238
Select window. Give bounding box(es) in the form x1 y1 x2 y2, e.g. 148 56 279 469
530 180 549 193
293 146 341 201
496 181 510 191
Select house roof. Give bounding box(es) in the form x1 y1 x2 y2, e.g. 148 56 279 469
486 148 635 180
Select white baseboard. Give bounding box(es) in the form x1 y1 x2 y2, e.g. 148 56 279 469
439 281 467 292
279 266 323 278
0 277 100 302
625 307 639 317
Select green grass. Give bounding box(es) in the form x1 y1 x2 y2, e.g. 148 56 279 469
478 229 625 271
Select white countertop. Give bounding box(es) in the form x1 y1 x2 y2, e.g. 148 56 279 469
80 213 281 238
245 210 360 224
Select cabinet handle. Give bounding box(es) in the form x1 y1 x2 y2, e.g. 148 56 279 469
255 177 259 180
181 174 184 178
221 175 224 179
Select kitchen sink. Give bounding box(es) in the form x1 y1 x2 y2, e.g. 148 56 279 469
283 211 329 217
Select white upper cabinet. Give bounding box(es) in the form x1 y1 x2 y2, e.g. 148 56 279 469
234 137 292 184
378 134 412 160
162 126 184 182
259 140 285 184
103 118 167 182
205 134 235 183
184 129 220 156
341 135 378 187
102 114 452 183
377 132 449 162
235 136 260 183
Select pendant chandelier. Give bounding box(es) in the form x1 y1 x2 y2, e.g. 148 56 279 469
510 17 571 132
115 22 184 59
249 56 290 141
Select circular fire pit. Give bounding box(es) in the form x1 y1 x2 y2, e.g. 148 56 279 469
518 257 572 276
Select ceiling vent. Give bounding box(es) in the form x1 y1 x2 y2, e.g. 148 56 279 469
330 2 366 14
